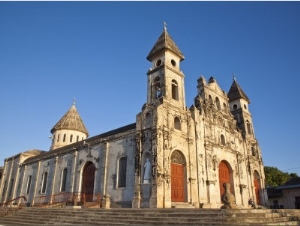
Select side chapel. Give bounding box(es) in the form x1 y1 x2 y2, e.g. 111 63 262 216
0 26 268 209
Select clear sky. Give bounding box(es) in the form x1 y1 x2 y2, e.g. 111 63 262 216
1 2 300 174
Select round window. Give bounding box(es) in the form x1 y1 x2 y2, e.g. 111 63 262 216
171 59 176 67
156 59 161 67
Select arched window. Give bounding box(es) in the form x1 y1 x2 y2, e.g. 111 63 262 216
216 97 221 110
26 175 32 194
57 134 60 142
251 146 256 156
70 134 73 143
77 135 79 142
208 95 213 104
41 172 48 194
118 157 127 188
223 103 227 111
172 80 179 100
220 134 226 145
145 112 152 127
174 117 181 130
63 134 66 142
153 76 161 99
60 168 67 192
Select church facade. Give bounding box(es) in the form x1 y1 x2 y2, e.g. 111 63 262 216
0 27 268 209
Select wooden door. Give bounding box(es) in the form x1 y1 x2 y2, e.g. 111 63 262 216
171 163 184 202
254 172 261 205
219 161 231 197
82 162 96 202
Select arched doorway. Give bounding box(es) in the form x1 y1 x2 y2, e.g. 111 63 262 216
82 161 96 202
171 150 186 202
254 171 261 205
218 161 233 198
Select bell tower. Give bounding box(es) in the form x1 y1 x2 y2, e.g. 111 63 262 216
146 24 186 109
228 77 255 139
133 24 199 209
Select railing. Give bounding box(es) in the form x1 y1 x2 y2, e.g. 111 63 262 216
0 196 27 217
33 192 102 208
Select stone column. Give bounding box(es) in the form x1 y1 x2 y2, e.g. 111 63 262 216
0 160 9 203
70 151 78 193
31 161 41 206
101 141 110 209
132 134 141 208
18 165 27 205
12 160 21 202
202 180 217 208
5 159 14 202
20 165 28 196
149 131 158 208
50 156 59 204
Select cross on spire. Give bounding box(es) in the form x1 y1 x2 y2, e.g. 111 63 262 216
163 21 167 31
73 97 76 106
232 73 237 81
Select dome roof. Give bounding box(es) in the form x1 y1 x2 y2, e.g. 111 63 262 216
50 104 88 136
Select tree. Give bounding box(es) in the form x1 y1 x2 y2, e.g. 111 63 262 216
264 166 298 187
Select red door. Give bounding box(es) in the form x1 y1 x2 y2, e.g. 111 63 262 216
219 161 231 198
254 177 261 205
82 162 96 202
171 163 184 202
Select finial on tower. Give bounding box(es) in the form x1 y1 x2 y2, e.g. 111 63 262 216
232 73 237 82
163 21 167 31
73 97 76 106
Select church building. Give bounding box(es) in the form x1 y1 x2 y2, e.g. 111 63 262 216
0 26 268 209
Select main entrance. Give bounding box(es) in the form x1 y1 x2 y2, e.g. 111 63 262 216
82 161 96 202
219 160 232 198
171 150 186 202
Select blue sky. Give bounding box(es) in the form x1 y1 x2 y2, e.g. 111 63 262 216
1 2 300 174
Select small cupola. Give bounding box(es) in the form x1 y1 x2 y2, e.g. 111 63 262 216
50 101 88 150
228 77 250 112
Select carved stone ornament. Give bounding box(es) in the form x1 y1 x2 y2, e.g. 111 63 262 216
171 150 185 164
221 183 236 209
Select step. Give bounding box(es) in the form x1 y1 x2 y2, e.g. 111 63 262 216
0 207 299 226
171 202 195 208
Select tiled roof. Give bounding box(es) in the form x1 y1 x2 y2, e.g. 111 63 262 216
227 79 250 102
23 123 136 165
272 177 300 190
267 187 283 198
283 177 300 186
50 104 88 136
147 28 184 61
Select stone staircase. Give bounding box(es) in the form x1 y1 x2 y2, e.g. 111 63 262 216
0 207 299 225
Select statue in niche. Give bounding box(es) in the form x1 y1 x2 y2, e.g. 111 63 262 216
143 158 151 184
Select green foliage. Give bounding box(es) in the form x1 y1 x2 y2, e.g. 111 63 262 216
264 166 298 187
